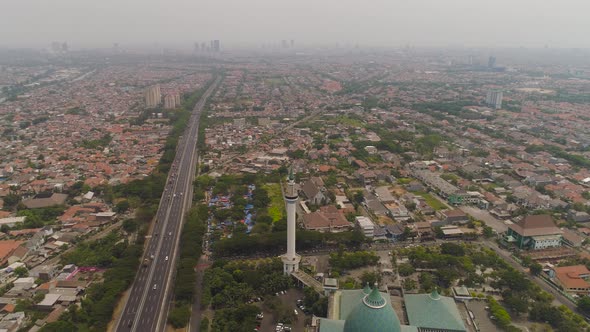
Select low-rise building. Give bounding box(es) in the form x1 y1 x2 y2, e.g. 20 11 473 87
302 206 351 232
437 209 469 225
355 216 374 238
562 229 584 248
506 214 562 250
550 265 590 295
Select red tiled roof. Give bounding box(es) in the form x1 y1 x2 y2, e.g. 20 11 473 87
555 265 590 290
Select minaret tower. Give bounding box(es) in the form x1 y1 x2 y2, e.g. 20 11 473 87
282 168 301 275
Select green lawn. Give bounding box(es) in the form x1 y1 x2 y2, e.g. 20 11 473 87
334 115 366 128
396 177 414 185
263 183 285 222
416 192 447 210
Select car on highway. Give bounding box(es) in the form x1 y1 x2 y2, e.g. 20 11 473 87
153 284 157 290
168 232 172 236
165 256 169 261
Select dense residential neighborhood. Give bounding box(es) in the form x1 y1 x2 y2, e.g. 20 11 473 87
1 44 590 332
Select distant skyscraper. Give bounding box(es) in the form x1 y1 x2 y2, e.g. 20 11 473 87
488 56 496 68
50 42 62 53
201 42 206 51
212 40 220 52
486 90 503 109
194 42 199 52
61 42 68 52
144 85 161 109
164 94 177 109
290 40 294 48
281 40 288 48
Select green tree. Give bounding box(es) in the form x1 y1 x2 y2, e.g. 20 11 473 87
440 242 465 256
39 321 78 332
34 292 46 303
403 279 417 291
360 271 381 286
530 262 542 276
482 225 494 238
2 193 21 210
115 200 130 213
200 316 210 332
13 266 28 278
168 305 191 328
578 296 590 316
398 263 415 276
122 219 137 233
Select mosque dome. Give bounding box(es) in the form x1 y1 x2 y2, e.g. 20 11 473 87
343 287 402 332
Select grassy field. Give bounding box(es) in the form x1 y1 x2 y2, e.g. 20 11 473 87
396 177 414 185
334 115 365 128
263 183 285 222
416 192 447 210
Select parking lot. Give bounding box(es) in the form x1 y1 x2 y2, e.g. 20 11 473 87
465 300 501 332
258 289 307 332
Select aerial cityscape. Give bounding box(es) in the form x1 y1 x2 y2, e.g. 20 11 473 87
2 1 590 332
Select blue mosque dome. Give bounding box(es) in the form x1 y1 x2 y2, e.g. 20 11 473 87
342 286 402 332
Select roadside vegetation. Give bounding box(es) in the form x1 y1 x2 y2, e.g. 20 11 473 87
395 243 588 331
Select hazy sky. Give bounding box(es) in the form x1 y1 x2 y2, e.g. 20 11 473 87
1 0 589 48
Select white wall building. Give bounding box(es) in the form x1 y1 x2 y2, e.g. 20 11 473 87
355 216 375 238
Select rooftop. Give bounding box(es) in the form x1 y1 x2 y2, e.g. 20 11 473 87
508 214 562 237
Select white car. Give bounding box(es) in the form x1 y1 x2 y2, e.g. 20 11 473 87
153 284 157 290
165 256 169 261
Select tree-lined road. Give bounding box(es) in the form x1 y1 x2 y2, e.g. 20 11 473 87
115 77 220 332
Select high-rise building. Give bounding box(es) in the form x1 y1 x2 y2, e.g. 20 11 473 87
144 85 161 108
50 42 62 53
290 40 295 48
486 90 503 109
164 94 175 109
212 40 220 52
163 93 181 109
282 169 301 275
281 40 288 48
488 56 496 68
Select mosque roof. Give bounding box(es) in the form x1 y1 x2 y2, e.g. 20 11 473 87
404 290 467 331
342 287 402 332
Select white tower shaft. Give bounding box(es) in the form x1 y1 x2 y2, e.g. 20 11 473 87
286 197 297 259
282 172 301 275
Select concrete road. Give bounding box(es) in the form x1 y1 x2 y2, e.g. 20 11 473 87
459 206 508 234
482 240 577 312
114 77 220 332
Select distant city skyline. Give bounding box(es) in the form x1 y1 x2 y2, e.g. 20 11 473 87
1 0 590 48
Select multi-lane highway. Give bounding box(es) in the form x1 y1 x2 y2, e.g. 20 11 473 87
116 77 220 332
